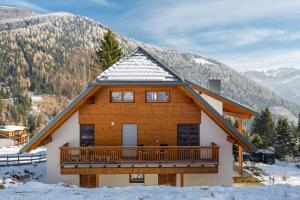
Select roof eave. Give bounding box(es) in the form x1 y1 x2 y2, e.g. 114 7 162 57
186 80 257 117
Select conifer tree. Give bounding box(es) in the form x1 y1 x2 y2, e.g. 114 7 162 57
251 134 263 149
297 113 300 133
94 29 123 71
274 118 298 159
251 108 275 148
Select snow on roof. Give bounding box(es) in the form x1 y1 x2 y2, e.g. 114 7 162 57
97 48 180 82
0 125 27 132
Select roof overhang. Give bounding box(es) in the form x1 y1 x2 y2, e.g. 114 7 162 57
187 80 257 119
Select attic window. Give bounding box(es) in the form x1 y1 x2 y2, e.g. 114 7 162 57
146 91 169 102
111 91 134 102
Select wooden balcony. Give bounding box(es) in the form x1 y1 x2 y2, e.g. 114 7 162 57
61 145 219 166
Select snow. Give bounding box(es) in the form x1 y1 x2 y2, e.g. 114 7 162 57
28 91 42 114
245 160 300 186
0 125 27 131
194 57 216 66
0 145 46 155
1 182 300 200
0 162 47 186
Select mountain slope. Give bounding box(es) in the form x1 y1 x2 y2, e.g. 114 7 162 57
243 67 300 103
0 7 300 127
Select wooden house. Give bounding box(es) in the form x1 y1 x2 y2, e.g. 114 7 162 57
20 47 256 187
0 125 29 146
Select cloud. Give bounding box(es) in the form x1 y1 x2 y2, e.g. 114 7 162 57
217 48 300 71
119 0 300 69
90 0 110 6
1 0 48 12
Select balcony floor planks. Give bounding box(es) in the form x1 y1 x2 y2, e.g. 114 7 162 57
61 165 218 174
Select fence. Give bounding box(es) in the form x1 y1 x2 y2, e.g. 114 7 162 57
0 152 47 166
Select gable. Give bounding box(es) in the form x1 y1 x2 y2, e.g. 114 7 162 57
97 48 181 82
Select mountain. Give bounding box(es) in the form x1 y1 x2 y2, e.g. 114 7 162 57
0 7 300 129
243 67 300 104
0 6 37 23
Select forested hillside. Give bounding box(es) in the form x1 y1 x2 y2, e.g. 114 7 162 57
0 7 299 133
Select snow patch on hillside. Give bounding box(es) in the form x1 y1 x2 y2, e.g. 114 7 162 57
29 91 43 114
194 57 216 66
269 106 298 124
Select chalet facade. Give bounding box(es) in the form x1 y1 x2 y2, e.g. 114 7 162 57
0 125 29 146
20 47 256 187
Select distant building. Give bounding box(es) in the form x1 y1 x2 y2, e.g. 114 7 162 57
0 125 29 145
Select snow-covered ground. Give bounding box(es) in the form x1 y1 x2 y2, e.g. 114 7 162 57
245 160 300 186
0 145 46 155
1 182 300 200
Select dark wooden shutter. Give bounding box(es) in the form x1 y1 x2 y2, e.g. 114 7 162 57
80 174 97 188
158 174 176 186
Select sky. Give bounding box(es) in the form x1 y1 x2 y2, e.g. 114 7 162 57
1 0 300 71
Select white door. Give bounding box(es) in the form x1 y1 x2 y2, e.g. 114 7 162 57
122 124 137 157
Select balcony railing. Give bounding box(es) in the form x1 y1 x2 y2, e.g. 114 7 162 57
60 146 219 165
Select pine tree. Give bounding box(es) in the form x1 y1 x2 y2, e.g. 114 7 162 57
251 108 275 148
251 134 263 149
297 113 300 133
94 30 123 71
274 118 298 159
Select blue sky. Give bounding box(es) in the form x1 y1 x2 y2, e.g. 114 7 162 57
1 0 300 71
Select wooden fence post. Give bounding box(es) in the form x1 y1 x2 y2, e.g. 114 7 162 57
6 155 8 166
31 154 33 164
17 154 20 165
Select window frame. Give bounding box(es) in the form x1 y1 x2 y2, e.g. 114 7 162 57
145 90 170 103
129 174 145 183
110 91 135 103
177 124 200 146
80 124 95 147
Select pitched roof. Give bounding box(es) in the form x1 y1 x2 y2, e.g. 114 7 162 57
97 47 182 82
20 46 256 153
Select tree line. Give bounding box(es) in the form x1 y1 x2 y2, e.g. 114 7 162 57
251 108 300 160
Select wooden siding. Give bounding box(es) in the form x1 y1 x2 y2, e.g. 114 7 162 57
79 86 201 146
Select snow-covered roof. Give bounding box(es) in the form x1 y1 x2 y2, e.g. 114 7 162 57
0 125 27 132
97 47 180 82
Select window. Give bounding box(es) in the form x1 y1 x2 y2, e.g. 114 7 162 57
177 124 199 146
80 124 94 146
146 91 169 102
129 174 144 183
111 91 134 102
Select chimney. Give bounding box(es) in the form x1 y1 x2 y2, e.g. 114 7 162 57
208 79 221 94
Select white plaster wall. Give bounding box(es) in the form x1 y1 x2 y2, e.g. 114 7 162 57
45 111 80 185
0 138 14 147
182 111 233 186
99 174 158 186
201 94 223 115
